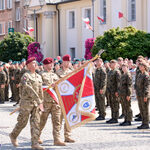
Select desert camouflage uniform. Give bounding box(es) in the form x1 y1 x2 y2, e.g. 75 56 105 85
10 71 43 146
56 68 72 140
39 70 62 142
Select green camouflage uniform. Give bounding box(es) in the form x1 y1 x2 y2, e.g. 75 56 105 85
3 67 9 101
136 72 150 126
107 69 121 120
0 70 6 103
94 67 107 118
119 71 133 122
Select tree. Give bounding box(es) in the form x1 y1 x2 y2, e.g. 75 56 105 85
0 32 34 62
92 26 150 61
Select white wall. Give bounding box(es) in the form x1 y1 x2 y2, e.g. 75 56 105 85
147 0 150 33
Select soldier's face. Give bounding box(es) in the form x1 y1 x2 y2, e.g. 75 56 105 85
27 61 37 70
46 63 53 70
63 61 70 68
122 66 128 72
139 65 145 71
110 63 116 69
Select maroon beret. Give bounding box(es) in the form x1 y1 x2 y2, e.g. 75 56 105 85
26 57 36 65
43 57 53 65
62 54 71 61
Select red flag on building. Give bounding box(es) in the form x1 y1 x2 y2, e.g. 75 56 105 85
119 12 123 19
82 18 93 31
97 16 104 22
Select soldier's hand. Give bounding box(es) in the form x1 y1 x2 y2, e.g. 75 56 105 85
126 96 130 101
100 90 103 94
115 92 119 97
16 84 20 88
1 84 5 88
51 83 56 88
39 103 44 112
144 97 147 102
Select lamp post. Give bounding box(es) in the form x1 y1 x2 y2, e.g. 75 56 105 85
24 0 45 41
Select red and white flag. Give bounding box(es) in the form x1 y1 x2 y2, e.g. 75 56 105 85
82 18 93 31
119 12 123 19
23 27 34 35
43 86 59 104
55 62 96 130
97 16 104 22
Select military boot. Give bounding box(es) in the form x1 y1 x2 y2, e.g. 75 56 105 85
32 144 44 150
137 124 149 129
107 118 118 124
54 140 66 146
64 137 75 143
38 138 43 144
9 134 19 147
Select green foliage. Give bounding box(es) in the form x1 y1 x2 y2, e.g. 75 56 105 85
92 26 150 61
0 32 34 62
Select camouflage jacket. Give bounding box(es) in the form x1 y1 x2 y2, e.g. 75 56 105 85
14 68 21 84
41 70 59 103
3 67 9 84
107 68 121 93
136 72 150 98
94 67 107 92
119 71 132 96
56 68 72 78
20 71 43 106
0 70 6 85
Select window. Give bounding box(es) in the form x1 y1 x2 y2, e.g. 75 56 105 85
8 21 12 29
128 0 136 21
0 22 5 35
0 0 5 10
16 7 21 21
69 11 75 29
84 8 91 25
100 0 106 24
24 19 28 30
70 48 76 59
7 0 12 9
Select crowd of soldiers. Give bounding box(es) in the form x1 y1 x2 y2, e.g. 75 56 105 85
0 54 150 150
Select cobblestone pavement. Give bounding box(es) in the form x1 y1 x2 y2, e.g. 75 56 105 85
0 100 150 150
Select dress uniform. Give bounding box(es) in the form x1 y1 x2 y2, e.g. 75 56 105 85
39 57 65 146
9 57 44 150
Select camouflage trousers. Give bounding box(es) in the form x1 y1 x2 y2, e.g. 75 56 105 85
10 81 15 100
120 95 133 122
39 101 61 142
137 96 149 125
13 85 20 103
110 93 119 119
0 87 5 102
60 112 71 139
105 89 110 106
4 84 9 101
95 91 106 117
10 101 40 146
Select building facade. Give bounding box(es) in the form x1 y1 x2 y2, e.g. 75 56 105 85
27 0 150 59
0 0 27 41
